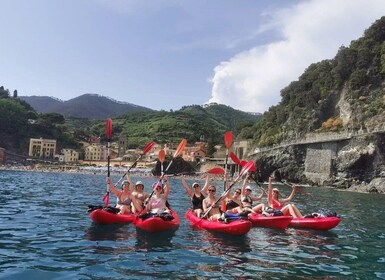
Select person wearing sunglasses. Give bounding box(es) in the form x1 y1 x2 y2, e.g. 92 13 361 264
240 173 265 215
131 180 150 213
267 176 303 218
224 188 243 214
145 178 170 215
181 174 209 217
106 173 135 214
202 185 223 221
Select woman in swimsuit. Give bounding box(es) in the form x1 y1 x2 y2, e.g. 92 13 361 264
267 176 303 218
145 179 170 214
106 175 134 215
131 180 149 213
202 185 222 221
240 174 265 215
224 188 243 214
181 174 209 217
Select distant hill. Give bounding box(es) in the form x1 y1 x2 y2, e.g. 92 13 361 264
84 103 261 149
19 94 153 120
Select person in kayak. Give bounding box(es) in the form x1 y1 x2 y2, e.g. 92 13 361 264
131 180 149 213
181 174 209 217
267 176 303 218
224 188 243 214
202 185 223 221
240 174 265 215
145 179 170 214
106 175 134 215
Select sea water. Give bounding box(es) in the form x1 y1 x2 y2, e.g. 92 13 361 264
0 170 384 279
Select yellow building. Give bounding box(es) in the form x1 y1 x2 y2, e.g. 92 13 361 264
29 138 57 159
84 144 101 161
60 149 79 163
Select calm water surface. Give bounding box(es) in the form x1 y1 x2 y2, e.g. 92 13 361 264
0 170 384 279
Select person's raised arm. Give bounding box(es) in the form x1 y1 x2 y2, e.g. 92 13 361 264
267 176 274 207
241 173 250 195
253 189 264 201
280 185 297 203
106 177 120 197
163 178 170 200
181 177 193 197
201 173 210 194
125 173 134 192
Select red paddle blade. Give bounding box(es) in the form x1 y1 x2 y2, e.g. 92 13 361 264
224 131 233 149
174 139 187 158
239 161 254 177
229 152 241 165
105 118 112 139
207 167 225 175
158 149 166 163
143 141 156 155
240 160 247 167
249 162 257 172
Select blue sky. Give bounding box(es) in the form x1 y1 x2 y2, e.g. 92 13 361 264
1 0 385 113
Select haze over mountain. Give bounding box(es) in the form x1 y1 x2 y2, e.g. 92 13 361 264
19 94 153 120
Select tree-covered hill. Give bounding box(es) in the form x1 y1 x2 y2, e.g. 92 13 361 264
0 87 80 154
239 16 385 147
86 104 260 149
19 93 153 120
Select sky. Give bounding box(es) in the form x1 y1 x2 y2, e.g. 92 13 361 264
1 0 385 113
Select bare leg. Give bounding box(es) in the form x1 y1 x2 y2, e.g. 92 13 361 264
252 203 265 214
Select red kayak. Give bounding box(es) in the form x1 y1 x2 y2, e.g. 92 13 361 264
89 209 135 224
289 216 341 230
249 214 293 229
134 210 180 233
185 210 252 235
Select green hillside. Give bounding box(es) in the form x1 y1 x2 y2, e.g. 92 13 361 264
239 16 385 147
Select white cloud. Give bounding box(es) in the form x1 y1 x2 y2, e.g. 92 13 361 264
208 0 385 113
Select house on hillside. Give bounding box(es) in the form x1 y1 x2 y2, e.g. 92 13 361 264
28 138 57 159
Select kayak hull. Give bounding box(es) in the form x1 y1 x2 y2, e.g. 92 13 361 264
89 209 135 224
185 210 252 235
249 214 293 229
289 216 341 230
134 211 180 233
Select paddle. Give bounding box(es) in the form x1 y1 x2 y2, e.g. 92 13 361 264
200 161 255 220
112 141 156 187
102 118 112 207
223 131 233 190
158 149 166 176
230 152 264 191
145 138 188 205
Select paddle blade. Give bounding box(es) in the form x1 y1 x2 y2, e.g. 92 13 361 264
105 118 112 139
207 167 225 175
142 141 156 155
249 162 257 172
240 160 247 167
239 161 255 177
229 152 241 165
174 139 187 158
224 131 233 149
158 149 166 163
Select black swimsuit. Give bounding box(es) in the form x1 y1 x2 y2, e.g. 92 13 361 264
226 200 239 211
192 193 205 210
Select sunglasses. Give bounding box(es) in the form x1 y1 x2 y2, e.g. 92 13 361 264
208 189 216 192
235 191 241 194
193 185 200 188
155 186 162 190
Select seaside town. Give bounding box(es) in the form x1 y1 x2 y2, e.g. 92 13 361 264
0 135 253 175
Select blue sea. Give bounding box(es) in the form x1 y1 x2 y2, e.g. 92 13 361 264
0 170 384 279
